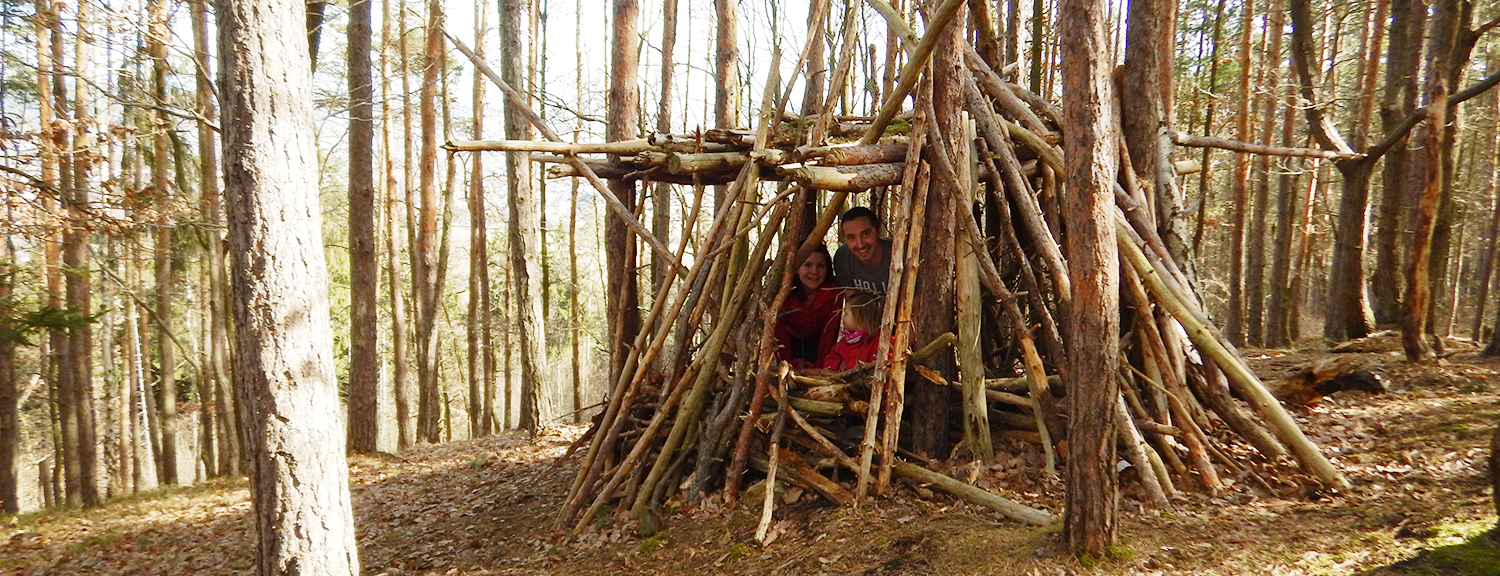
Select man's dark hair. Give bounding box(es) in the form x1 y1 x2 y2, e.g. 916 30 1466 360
839 206 881 232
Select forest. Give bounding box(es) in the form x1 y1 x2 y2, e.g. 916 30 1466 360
5 0 1500 573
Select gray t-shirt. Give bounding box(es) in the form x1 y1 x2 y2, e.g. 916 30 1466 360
833 238 893 294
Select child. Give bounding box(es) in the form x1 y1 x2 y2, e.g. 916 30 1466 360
819 290 883 371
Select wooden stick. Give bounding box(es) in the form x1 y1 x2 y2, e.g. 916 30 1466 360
748 456 856 507
631 196 790 515
771 386 861 471
779 163 905 191
1116 395 1171 507
892 462 1054 525
1116 214 1352 491
874 137 936 494
1018 335 1057 474
857 106 928 498
1171 131 1363 160
963 44 1050 136
755 372 791 543
555 179 733 529
445 138 653 154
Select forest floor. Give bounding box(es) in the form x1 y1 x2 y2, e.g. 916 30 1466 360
4 335 1500 575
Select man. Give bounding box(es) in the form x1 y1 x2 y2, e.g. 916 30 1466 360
832 206 893 294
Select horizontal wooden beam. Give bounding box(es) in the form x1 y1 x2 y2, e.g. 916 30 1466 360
1172 132 1363 161
445 138 653 154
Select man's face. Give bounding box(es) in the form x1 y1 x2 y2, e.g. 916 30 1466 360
840 216 880 268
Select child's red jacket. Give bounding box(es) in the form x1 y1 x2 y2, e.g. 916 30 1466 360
818 330 879 371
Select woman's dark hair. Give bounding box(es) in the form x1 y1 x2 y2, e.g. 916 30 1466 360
793 244 835 292
843 290 883 332
839 206 881 232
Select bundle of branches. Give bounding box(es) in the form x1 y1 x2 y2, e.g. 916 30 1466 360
449 0 1349 537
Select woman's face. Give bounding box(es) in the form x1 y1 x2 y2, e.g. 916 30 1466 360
798 252 830 290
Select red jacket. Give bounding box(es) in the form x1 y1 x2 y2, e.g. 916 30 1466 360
819 330 880 371
775 283 844 366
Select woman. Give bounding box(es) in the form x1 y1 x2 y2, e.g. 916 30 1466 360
775 245 843 368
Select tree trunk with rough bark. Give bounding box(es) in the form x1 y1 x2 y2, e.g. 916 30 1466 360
348 0 379 453
1373 0 1425 325
502 0 551 432
147 0 178 486
1401 0 1460 360
416 0 444 443
1060 0 1121 554
607 0 642 391
219 0 361 568
907 0 964 460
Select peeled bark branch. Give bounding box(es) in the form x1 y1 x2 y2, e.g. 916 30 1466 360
1171 132 1363 160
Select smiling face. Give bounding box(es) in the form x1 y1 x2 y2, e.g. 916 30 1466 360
839 215 881 269
797 251 830 291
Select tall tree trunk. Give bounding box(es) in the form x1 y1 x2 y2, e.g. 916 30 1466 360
467 0 489 438
502 0 551 432
192 0 236 477
416 0 444 443
147 0 178 485
1373 0 1425 324
1472 95 1500 341
218 0 361 567
1247 1 1285 346
1226 0 1254 345
0 235 16 513
607 0 642 391
1121 0 1185 269
348 0 379 453
38 0 78 507
1287 0 1376 341
652 0 680 295
1191 0 1226 258
67 0 99 506
1266 92 1300 347
1060 0 1121 553
1401 0 1460 360
909 0 963 459
570 0 583 424
713 0 739 211
387 0 413 450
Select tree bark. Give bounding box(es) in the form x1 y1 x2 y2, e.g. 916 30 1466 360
1401 0 1460 360
1060 0 1120 554
1373 0 1425 324
147 0 178 486
219 0 361 568
1121 0 1185 268
416 0 444 443
1246 1 1285 346
501 0 550 432
908 0 964 459
1225 0 1254 346
0 236 16 513
467 0 490 438
607 0 642 392
348 0 379 453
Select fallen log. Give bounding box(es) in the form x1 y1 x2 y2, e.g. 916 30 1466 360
1267 356 1386 405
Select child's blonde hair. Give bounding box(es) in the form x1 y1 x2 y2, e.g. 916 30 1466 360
843 290 884 332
